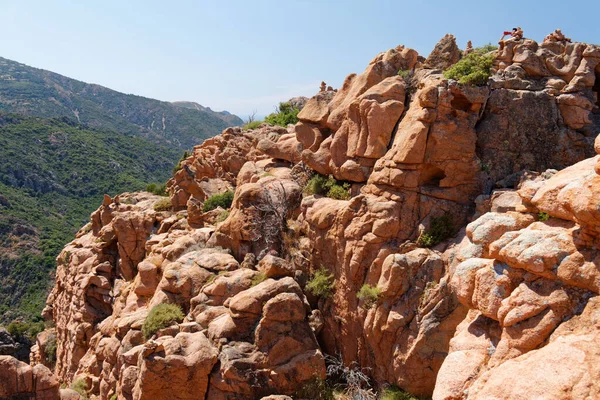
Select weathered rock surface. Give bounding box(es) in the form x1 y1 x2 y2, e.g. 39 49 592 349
0 355 59 399
24 33 600 400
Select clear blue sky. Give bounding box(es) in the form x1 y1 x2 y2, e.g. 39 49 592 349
2 0 599 119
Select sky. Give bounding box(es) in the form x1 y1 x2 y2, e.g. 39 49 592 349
1 0 600 119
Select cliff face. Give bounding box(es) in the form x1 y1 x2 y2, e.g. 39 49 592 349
9 34 600 400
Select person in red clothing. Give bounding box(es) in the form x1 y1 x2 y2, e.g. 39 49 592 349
499 27 523 49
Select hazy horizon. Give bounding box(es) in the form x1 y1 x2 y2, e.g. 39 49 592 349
2 0 599 120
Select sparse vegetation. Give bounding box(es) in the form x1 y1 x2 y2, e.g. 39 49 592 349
6 320 45 340
325 354 376 400
45 332 57 365
146 183 168 196
379 385 421 400
417 213 454 248
153 198 172 212
264 102 300 127
294 376 335 400
243 120 263 130
251 272 268 287
109 395 117 400
142 303 185 340
304 174 351 200
357 284 381 309
202 191 234 212
71 379 89 400
398 69 412 79
216 210 230 223
444 44 497 86
172 150 191 174
538 211 550 221
306 268 335 298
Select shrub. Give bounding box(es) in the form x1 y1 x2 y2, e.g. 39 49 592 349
142 303 185 340
45 332 57 365
216 210 230 223
153 198 172 212
264 102 300 127
146 183 168 196
6 320 45 340
306 268 335 298
304 174 351 200
202 191 234 212
398 69 412 79
380 385 420 400
294 376 334 400
417 213 454 248
172 150 191 174
251 272 268 287
443 44 497 86
71 379 89 400
538 211 550 221
110 395 117 400
357 284 381 309
243 120 263 130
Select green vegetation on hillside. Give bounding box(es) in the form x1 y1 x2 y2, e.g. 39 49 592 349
0 57 243 149
443 44 497 86
0 113 178 324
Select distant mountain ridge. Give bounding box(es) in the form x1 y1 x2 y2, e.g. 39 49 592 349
0 56 243 149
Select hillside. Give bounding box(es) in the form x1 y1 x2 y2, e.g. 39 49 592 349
0 57 243 149
0 113 179 325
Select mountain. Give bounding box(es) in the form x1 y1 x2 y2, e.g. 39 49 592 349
0 57 243 149
0 113 181 325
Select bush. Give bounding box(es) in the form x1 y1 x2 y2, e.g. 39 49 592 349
251 272 268 287
264 102 300 127
71 379 89 400
443 44 497 86
6 320 45 340
216 210 230 223
142 303 185 339
357 284 381 309
398 69 413 79
172 150 191 174
202 191 234 212
243 120 263 130
45 332 57 365
146 183 168 196
380 385 420 400
538 211 550 221
417 213 454 248
306 268 335 298
304 174 351 200
153 198 172 212
294 377 334 400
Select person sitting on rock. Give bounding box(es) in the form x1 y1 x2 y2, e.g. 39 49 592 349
499 27 523 49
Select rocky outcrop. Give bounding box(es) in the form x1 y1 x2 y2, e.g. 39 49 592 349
26 33 600 400
0 355 59 399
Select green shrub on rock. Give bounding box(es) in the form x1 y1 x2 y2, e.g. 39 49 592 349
264 102 300 127
142 303 185 340
444 44 497 86
357 284 381 309
417 213 454 248
153 198 172 212
306 268 335 298
304 174 351 200
202 191 234 212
